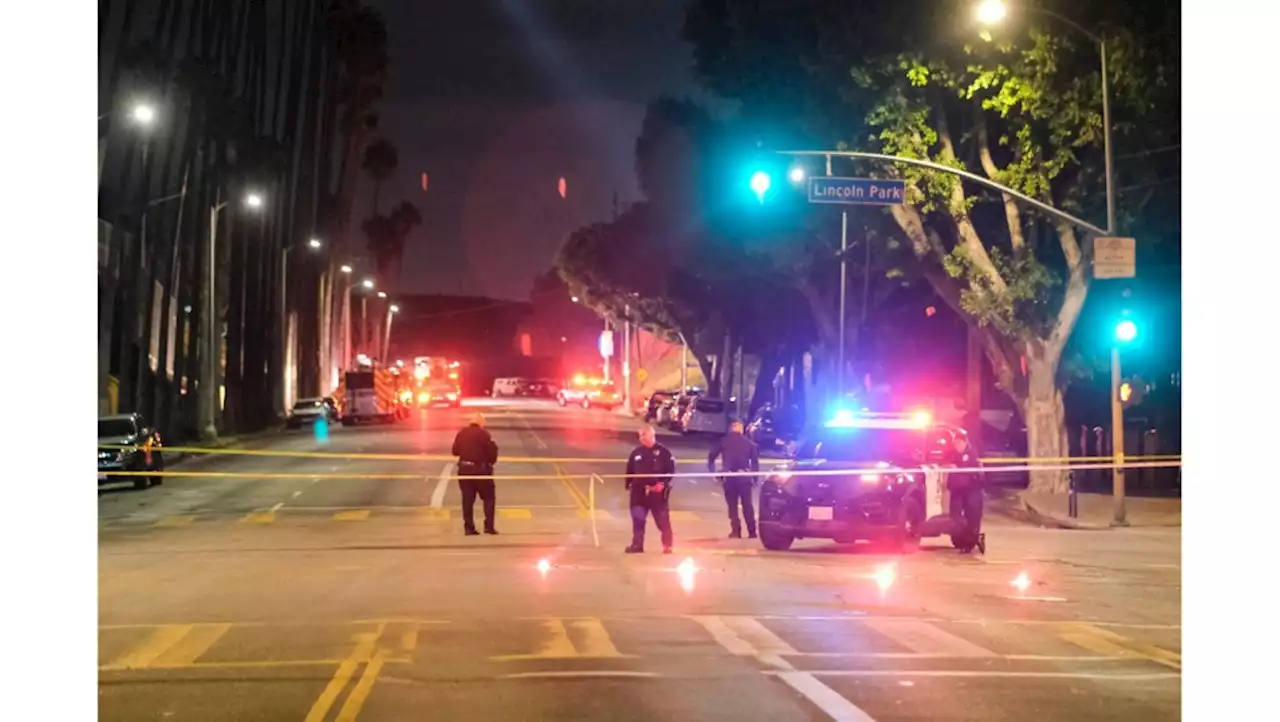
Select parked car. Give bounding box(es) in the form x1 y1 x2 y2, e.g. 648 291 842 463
681 397 730 435
98 413 164 490
287 398 338 428
557 378 622 410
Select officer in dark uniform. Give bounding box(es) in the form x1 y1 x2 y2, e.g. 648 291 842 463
452 413 500 536
947 431 985 554
624 425 676 554
708 420 760 539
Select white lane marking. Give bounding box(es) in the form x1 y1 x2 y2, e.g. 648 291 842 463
775 673 878 722
292 491 303 498
691 615 877 721
771 670 1180 681
861 619 996 658
431 464 453 508
499 671 656 679
513 410 549 450
270 502 284 512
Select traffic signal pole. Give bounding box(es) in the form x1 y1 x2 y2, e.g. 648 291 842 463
1111 345 1127 526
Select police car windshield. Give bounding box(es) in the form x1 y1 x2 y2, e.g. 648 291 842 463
797 428 923 463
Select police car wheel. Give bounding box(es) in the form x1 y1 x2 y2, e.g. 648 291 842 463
759 528 794 551
557 396 566 407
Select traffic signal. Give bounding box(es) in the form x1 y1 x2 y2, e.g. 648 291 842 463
1114 319 1138 344
749 170 772 203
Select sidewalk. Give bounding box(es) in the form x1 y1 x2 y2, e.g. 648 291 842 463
991 489 1181 530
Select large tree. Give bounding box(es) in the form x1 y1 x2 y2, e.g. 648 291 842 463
683 0 1179 491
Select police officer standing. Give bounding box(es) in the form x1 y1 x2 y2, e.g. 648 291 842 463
624 426 676 554
708 420 759 539
947 432 985 554
452 413 499 536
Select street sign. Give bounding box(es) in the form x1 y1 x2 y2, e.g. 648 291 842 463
598 331 613 359
1094 236 1136 279
808 177 907 206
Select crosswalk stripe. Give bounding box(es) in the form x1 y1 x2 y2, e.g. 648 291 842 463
1056 622 1181 669
498 508 532 519
723 616 798 656
241 511 276 524
493 618 629 660
333 509 371 521
152 624 231 666
861 619 997 658
106 625 195 669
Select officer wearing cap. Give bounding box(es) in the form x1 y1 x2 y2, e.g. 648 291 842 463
708 420 760 538
624 425 676 554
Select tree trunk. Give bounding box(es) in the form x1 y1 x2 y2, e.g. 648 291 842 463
1023 354 1070 494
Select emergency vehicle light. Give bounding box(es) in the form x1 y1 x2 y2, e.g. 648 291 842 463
825 409 934 430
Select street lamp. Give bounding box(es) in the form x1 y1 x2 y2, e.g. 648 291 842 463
131 102 157 126
362 279 375 290
975 0 1007 24
278 236 323 415
340 264 353 274
975 0 1115 234
787 166 807 184
571 295 579 303
199 188 266 441
358 279 375 357
382 303 401 362
377 291 387 299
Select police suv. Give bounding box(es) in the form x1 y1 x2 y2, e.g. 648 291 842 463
757 410 963 552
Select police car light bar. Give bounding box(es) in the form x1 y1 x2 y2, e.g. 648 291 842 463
825 409 933 430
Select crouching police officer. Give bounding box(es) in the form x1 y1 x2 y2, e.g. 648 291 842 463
708 420 759 539
947 432 985 554
452 413 499 536
624 426 676 554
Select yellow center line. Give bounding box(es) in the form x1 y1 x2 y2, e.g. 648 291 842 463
303 623 385 722
335 651 386 722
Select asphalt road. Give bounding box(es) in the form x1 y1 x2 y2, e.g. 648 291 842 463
98 398 1181 721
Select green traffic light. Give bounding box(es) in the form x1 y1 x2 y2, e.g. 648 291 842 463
1114 319 1138 343
749 170 771 202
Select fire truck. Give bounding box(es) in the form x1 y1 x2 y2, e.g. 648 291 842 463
336 364 402 425
412 357 461 400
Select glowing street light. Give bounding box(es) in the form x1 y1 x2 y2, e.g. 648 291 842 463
377 291 387 299
390 304 400 313
975 0 1007 24
361 279 375 290
308 237 322 249
788 166 806 184
340 264 353 274
131 102 157 126
244 192 264 209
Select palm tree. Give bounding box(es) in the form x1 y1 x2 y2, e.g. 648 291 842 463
362 137 398 214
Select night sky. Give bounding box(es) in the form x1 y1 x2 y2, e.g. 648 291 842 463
363 0 713 301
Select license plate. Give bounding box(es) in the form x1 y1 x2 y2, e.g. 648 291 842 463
808 506 833 521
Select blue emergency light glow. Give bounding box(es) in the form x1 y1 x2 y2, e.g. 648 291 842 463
824 409 933 430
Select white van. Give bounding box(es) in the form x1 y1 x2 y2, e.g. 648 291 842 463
682 397 730 435
491 378 523 397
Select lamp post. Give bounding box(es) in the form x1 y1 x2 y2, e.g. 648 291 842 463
278 237 322 415
198 190 265 441
975 0 1116 234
